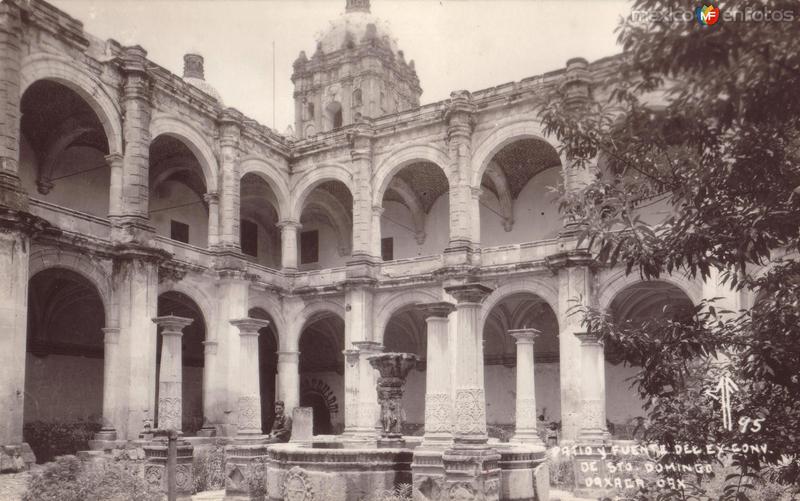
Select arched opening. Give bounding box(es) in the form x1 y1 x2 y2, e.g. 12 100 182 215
352 89 363 108
24 268 105 462
240 174 282 268
606 281 694 438
482 292 559 442
478 138 562 247
299 312 344 435
298 181 353 270
156 291 206 435
326 101 343 130
149 135 209 248
19 80 111 217
249 307 279 433
380 162 450 261
383 306 427 435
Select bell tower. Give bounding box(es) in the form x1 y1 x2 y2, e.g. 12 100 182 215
291 0 422 139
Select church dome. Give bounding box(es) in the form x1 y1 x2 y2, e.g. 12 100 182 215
182 53 224 105
315 0 399 55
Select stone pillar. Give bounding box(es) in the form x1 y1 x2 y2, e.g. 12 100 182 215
0 1 25 211
371 205 384 259
444 91 477 260
118 46 151 223
204 192 220 248
199 340 218 436
106 153 124 217
343 348 360 435
231 318 270 437
96 327 121 441
153 315 193 432
212 273 249 434
0 212 50 466
547 250 594 443
442 282 500 500
349 120 376 261
509 328 545 447
352 340 383 438
443 283 492 445
277 351 300 413
114 245 166 439
278 220 301 271
218 108 243 250
417 302 456 448
576 332 610 445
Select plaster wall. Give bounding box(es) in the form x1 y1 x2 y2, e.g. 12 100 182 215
150 180 209 248
381 194 450 260
23 352 103 423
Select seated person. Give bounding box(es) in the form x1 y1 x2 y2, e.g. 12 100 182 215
266 401 292 443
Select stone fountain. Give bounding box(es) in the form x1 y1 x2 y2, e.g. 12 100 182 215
368 352 419 447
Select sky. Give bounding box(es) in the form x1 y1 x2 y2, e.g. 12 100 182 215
49 0 631 133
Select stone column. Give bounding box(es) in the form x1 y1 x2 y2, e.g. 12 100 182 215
0 212 49 465
343 348 360 435
230 318 270 436
114 245 166 439
509 328 545 447
0 1 24 207
118 46 151 222
443 283 492 445
199 340 218 436
204 192 220 248
442 283 500 500
352 341 383 438
418 302 456 448
106 153 124 217
348 121 376 261
444 91 477 260
371 205 384 259
277 351 300 413
547 250 594 443
278 220 301 271
576 332 610 445
218 108 243 250
153 315 193 432
95 327 121 441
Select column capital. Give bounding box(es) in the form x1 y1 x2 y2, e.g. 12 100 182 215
545 249 594 271
152 315 193 335
509 328 540 345
343 348 360 366
444 283 493 305
575 331 602 346
230 317 270 336
203 191 219 204
102 327 120 345
104 153 123 165
278 350 300 363
372 205 385 216
202 340 218 355
277 219 302 230
416 301 456 320
352 341 383 355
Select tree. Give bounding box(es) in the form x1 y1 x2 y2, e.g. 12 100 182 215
536 0 800 499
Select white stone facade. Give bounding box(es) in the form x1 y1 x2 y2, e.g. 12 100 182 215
0 0 749 455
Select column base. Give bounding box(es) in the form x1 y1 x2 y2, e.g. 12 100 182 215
142 439 194 500
224 441 270 500
0 443 36 472
412 449 445 500
442 446 501 501
420 433 454 450
509 430 545 448
578 427 611 447
93 427 118 441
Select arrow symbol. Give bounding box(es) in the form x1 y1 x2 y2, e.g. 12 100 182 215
707 374 738 431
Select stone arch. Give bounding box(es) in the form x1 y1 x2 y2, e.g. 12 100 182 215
20 53 123 155
289 164 354 220
239 156 290 221
471 119 563 188
158 281 215 340
247 294 286 340
478 276 559 334
372 143 453 206
28 248 114 326
302 189 352 256
374 289 442 345
597 269 702 312
150 115 218 192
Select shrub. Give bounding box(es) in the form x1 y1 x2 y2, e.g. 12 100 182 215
192 445 226 493
548 451 575 489
23 420 102 463
23 455 161 501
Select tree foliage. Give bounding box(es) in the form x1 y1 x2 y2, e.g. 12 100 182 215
536 0 800 499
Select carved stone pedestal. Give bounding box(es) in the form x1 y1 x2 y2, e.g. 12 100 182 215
223 441 269 501
142 439 194 500
442 447 501 501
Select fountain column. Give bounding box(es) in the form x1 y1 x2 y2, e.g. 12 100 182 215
153 315 193 432
231 318 270 437
509 328 545 447
353 340 383 438
576 332 610 445
441 283 501 500
417 302 455 448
